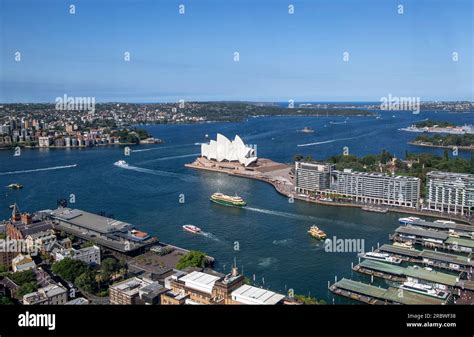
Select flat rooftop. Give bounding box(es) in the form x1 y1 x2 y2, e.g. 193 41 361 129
378 244 421 258
410 219 474 234
231 284 286 305
358 260 459 286
395 226 449 240
50 208 132 234
445 237 474 249
180 271 221 294
419 250 474 267
333 278 445 305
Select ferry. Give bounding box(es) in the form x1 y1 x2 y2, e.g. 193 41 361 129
114 160 129 167
398 216 420 225
300 127 314 133
359 252 402 264
182 224 201 234
307 225 327 240
210 193 246 207
7 183 23 189
399 281 448 300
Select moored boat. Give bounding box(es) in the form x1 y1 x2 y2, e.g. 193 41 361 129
399 281 448 299
359 251 402 264
182 224 201 234
210 192 246 207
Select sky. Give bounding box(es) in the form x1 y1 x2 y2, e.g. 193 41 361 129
0 0 473 103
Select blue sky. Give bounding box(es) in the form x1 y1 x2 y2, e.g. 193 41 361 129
0 0 472 102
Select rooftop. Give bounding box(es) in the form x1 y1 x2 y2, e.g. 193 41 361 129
231 284 286 305
395 226 449 240
179 271 221 294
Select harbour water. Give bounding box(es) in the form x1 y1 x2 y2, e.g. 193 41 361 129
1 110 472 302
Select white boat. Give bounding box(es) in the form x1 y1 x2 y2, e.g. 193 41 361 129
399 216 420 225
399 281 448 299
360 252 402 264
182 224 201 234
114 160 129 167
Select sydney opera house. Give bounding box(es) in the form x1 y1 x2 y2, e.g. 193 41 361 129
201 134 258 167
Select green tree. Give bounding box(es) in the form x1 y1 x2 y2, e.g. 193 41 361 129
74 271 96 293
17 282 38 297
8 270 36 286
176 251 207 270
52 258 88 282
0 295 14 305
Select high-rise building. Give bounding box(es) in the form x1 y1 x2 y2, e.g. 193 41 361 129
331 170 421 207
294 162 421 207
295 161 334 194
426 171 474 216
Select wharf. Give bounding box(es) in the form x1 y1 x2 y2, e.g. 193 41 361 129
329 278 447 305
354 260 460 289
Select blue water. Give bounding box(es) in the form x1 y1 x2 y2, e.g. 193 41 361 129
0 110 472 303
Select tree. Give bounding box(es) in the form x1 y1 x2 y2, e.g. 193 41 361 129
17 282 38 297
100 257 120 281
0 295 14 305
75 271 96 293
52 258 88 282
176 251 207 270
8 270 36 286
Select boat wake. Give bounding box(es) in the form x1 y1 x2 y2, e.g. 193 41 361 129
0 164 78 176
200 231 221 242
116 163 197 182
297 130 379 147
137 153 200 165
244 207 319 222
132 143 197 153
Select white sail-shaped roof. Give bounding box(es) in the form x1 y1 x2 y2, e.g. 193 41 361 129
200 134 257 166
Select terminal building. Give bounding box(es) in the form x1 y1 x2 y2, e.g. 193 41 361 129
48 207 157 256
426 171 474 216
294 161 421 207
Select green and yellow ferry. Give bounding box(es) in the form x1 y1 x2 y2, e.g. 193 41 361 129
210 192 246 208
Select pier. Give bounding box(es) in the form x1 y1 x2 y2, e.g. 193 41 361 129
329 278 449 305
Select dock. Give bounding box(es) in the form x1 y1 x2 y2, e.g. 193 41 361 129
329 278 448 305
353 260 460 289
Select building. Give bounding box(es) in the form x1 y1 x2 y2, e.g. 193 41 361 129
54 245 101 266
25 229 57 256
426 171 474 216
6 205 54 241
65 297 89 305
295 161 334 194
109 276 164 305
331 170 421 207
230 284 286 305
11 254 36 272
294 163 420 207
38 136 51 147
49 207 157 256
23 284 68 305
201 134 257 167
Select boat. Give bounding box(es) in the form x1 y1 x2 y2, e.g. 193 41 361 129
398 216 420 225
210 193 246 207
307 225 327 240
182 224 201 234
114 160 129 167
359 252 402 264
300 127 314 133
7 183 23 189
362 206 388 213
393 241 414 249
399 281 448 299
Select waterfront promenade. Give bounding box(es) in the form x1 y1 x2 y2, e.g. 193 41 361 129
185 156 474 226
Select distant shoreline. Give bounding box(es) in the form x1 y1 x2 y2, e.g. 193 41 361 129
408 141 473 151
